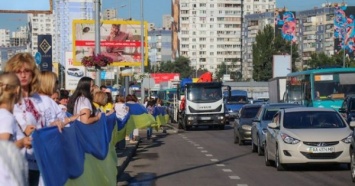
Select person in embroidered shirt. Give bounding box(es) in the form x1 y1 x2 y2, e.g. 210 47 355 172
4 52 45 186
67 77 101 124
0 72 32 149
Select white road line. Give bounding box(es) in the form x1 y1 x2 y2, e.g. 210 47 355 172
216 164 225 167
197 147 204 149
194 144 200 146
210 159 219 162
201 150 208 153
229 176 240 180
205 154 213 157
222 169 232 172
237 184 248 186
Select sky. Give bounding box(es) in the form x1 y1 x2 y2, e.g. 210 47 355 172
0 0 354 32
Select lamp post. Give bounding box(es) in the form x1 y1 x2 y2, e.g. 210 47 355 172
140 0 145 104
94 0 101 86
343 47 346 68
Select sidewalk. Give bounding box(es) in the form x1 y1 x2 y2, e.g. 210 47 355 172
116 123 180 185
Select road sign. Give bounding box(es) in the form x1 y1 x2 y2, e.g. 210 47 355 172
34 52 41 65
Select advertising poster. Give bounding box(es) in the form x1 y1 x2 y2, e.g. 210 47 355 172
334 5 355 59
275 10 297 43
72 20 148 67
0 0 52 13
150 73 180 83
38 34 52 72
65 52 86 90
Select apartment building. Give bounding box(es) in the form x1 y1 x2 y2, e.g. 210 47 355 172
162 14 172 30
54 0 94 66
10 26 27 47
173 0 275 77
148 29 173 66
28 13 56 62
0 29 10 47
242 11 274 80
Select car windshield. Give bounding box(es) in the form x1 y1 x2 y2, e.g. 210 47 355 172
283 111 347 129
262 109 278 120
241 107 260 118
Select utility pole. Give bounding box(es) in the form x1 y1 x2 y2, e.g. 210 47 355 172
140 0 145 104
94 0 101 86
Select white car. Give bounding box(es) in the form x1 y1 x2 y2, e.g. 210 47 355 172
264 107 352 171
67 68 84 77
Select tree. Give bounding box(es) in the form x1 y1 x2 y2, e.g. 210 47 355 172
157 56 195 78
214 62 227 81
307 51 355 69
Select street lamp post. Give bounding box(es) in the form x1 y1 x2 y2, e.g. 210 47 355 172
94 0 101 86
140 0 145 104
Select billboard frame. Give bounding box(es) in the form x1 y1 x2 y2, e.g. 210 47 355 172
0 0 53 14
72 19 148 67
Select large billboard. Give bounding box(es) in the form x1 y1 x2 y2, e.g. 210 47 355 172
334 5 355 59
150 73 180 84
0 0 52 13
273 55 291 78
72 20 148 67
275 10 297 43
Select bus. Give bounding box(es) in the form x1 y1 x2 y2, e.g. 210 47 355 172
283 67 355 109
157 88 178 106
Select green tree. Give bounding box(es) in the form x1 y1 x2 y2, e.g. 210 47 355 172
307 51 355 69
214 62 227 81
156 56 194 78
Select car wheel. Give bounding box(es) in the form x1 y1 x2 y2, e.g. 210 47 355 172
264 142 272 166
276 146 286 171
351 150 355 182
251 137 257 152
257 136 264 156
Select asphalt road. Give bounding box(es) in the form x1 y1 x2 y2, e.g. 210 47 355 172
119 124 353 186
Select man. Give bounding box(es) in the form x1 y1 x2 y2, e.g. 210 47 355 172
102 24 133 61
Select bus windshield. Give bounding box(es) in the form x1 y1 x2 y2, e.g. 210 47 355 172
286 85 302 102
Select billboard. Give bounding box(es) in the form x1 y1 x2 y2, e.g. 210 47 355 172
273 55 291 78
334 5 355 59
65 52 86 90
150 73 180 84
0 0 52 13
275 10 297 43
72 20 148 67
38 35 52 71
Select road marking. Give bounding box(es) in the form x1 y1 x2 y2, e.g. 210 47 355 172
210 159 219 162
182 137 187 139
222 169 232 172
197 147 204 149
187 140 193 143
229 176 240 180
237 184 248 186
194 144 200 146
216 164 225 167
201 150 208 153
205 154 213 157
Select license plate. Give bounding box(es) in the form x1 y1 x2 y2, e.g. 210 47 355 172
307 146 335 153
201 117 211 120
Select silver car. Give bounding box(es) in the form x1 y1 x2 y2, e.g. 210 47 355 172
264 107 352 171
234 104 262 145
251 103 301 156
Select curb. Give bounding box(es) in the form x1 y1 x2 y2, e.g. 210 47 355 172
116 140 140 180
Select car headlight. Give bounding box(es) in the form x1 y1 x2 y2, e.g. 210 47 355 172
280 133 300 144
187 116 194 121
341 133 353 144
242 125 252 130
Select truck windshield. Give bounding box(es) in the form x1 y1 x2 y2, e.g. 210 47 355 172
187 87 222 102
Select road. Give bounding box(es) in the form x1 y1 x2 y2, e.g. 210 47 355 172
119 124 353 186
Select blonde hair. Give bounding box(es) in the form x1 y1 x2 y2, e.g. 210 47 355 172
93 91 108 106
0 72 21 110
4 53 40 96
38 71 58 96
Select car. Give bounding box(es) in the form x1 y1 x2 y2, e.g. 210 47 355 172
350 121 355 182
234 104 262 145
338 94 355 124
67 68 84 77
251 103 302 156
264 107 352 171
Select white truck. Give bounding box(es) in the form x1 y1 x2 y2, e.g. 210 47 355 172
268 76 286 103
178 82 231 130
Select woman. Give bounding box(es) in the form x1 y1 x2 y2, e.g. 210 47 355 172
37 71 80 128
67 77 101 124
0 72 32 148
114 95 129 121
4 52 45 186
103 90 114 113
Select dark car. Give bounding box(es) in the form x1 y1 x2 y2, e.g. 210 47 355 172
251 103 302 155
339 95 355 124
234 104 262 145
350 121 355 182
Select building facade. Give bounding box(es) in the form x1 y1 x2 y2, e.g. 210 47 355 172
162 14 172 30
0 29 10 47
148 29 173 65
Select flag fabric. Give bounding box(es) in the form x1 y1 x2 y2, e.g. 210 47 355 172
153 106 169 130
32 103 157 186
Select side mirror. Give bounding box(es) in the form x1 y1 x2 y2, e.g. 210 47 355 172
338 108 346 113
267 122 279 129
350 121 355 128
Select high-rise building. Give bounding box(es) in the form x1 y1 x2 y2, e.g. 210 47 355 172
0 29 10 47
10 26 27 47
162 14 172 30
54 0 94 66
173 0 275 77
28 13 56 62
148 29 173 66
103 9 116 20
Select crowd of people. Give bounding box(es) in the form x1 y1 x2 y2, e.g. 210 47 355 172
0 52 167 186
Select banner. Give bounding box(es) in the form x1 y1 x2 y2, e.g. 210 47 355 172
334 5 355 59
38 34 53 71
65 52 86 91
274 10 297 43
72 20 148 67
150 73 180 83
